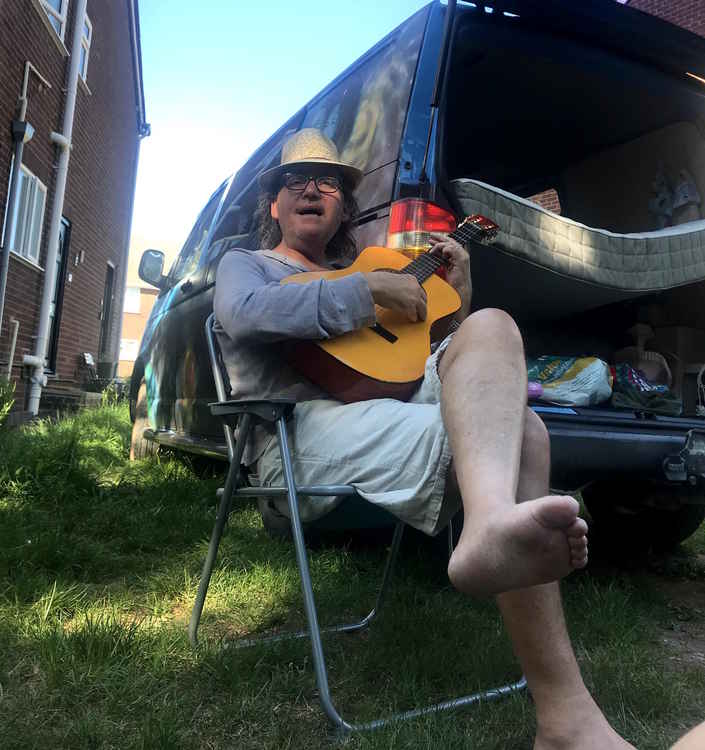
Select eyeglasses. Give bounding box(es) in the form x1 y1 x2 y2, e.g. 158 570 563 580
281 173 343 194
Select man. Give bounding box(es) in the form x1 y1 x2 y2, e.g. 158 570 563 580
214 128 634 749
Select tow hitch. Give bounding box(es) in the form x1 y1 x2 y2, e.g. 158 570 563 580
663 429 705 489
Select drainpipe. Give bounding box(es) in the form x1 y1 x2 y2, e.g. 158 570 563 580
0 62 51 339
112 139 143 377
112 0 150 375
25 0 87 415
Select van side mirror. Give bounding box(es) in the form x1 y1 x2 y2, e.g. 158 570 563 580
138 249 166 288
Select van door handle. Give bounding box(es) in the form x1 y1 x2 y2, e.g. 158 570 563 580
181 280 193 294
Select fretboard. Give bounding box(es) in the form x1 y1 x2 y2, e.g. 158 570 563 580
401 219 492 285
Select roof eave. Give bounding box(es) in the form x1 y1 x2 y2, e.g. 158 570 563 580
128 0 151 138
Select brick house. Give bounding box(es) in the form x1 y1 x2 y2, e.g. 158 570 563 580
0 0 148 419
625 0 705 37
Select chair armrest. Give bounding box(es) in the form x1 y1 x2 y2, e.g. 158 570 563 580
209 399 296 424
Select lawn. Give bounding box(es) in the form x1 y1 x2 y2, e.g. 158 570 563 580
0 404 704 749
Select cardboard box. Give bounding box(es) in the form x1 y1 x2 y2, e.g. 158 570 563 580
648 328 705 397
649 327 705 363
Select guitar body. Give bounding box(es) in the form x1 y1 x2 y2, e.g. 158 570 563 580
282 246 461 402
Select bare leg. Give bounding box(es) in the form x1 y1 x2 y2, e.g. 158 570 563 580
440 310 587 596
496 410 633 749
672 722 705 749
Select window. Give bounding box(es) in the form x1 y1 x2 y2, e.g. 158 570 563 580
98 263 116 358
46 218 71 372
4 164 47 265
79 16 92 82
169 185 225 284
119 339 139 362
124 286 141 314
218 119 303 240
301 9 425 175
40 0 69 41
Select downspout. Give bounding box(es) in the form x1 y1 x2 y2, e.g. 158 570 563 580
113 0 150 374
0 62 51 339
25 0 87 415
112 138 143 376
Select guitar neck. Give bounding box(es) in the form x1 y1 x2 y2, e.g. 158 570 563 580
401 220 492 285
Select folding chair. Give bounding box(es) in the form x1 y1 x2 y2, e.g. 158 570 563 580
188 312 526 736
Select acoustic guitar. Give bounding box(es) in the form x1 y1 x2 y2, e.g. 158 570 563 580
282 214 499 402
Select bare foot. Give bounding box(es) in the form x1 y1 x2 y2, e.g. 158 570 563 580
534 691 636 750
447 495 588 596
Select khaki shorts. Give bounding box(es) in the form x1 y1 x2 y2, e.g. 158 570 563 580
252 337 458 536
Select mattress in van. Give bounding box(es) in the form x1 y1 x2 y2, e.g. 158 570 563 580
451 179 705 291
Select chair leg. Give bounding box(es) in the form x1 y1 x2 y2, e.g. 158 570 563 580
189 415 251 647
276 418 527 734
195 414 527 734
275 416 352 731
232 519 403 650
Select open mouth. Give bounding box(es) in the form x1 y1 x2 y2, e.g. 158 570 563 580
297 206 323 216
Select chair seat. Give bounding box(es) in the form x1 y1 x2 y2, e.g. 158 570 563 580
210 399 295 425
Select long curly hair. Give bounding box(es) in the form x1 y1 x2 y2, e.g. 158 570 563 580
254 182 360 264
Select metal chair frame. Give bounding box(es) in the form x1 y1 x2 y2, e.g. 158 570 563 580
189 312 526 735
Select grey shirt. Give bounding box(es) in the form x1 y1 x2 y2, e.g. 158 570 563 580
213 248 377 464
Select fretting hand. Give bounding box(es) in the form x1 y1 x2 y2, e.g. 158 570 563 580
429 232 472 321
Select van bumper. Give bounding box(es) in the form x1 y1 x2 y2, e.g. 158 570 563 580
539 407 705 490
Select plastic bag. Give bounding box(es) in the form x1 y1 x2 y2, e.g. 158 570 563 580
610 363 682 416
527 356 613 406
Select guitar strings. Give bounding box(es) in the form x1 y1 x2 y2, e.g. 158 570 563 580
400 218 497 284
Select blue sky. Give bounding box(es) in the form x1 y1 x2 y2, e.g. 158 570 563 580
129 1 431 267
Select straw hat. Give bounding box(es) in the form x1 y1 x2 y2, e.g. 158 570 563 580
258 128 363 191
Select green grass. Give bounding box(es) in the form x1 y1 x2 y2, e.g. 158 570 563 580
0 405 704 748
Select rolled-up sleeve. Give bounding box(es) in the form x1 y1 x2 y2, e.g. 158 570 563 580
214 250 376 344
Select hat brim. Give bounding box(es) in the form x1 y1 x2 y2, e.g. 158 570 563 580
258 157 363 192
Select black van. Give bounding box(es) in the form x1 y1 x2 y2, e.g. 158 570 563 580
132 0 705 550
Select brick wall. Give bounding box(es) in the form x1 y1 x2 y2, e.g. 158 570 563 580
529 188 562 215
0 1 142 410
626 0 705 37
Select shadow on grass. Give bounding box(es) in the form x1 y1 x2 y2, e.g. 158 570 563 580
1 405 704 749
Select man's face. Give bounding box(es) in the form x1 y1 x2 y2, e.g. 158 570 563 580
270 167 347 254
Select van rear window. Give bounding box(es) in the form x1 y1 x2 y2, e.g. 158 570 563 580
302 8 426 177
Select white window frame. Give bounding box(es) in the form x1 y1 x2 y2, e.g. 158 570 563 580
123 286 141 314
40 0 69 42
79 15 92 82
119 339 140 363
3 163 47 266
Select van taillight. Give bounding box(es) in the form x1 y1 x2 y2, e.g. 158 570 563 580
386 198 457 259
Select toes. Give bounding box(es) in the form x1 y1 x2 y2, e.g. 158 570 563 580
569 533 587 549
531 495 580 529
566 517 588 537
568 534 588 568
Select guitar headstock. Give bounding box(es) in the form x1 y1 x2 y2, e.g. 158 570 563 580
456 214 500 245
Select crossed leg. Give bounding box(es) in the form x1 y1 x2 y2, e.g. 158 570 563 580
439 309 588 597
499 410 634 749
437 308 633 748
